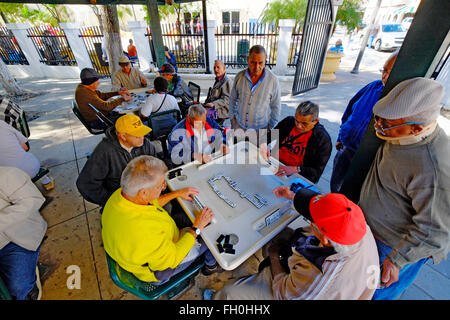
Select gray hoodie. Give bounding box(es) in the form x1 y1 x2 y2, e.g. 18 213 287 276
76 127 158 207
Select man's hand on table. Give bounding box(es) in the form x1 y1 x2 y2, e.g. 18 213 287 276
123 95 132 102
273 186 295 201
193 153 212 164
176 187 199 201
193 207 215 230
140 77 148 86
259 143 270 161
275 165 298 177
118 87 130 96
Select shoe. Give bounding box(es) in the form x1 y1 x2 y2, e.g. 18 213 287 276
26 266 42 300
40 196 54 211
203 289 216 300
42 178 55 191
201 263 224 276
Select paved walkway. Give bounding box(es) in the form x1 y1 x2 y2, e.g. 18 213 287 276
2 50 449 300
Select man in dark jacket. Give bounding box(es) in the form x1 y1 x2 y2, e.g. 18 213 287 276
329 51 398 192
262 101 332 184
76 114 158 207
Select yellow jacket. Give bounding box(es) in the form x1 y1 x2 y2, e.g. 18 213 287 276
102 189 195 282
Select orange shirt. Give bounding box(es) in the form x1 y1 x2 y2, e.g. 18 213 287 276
128 45 137 57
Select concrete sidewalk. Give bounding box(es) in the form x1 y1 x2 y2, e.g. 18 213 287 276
1 57 449 299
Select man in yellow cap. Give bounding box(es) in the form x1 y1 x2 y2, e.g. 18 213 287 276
112 56 148 91
76 114 159 208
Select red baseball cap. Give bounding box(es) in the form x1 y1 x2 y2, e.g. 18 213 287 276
293 189 367 245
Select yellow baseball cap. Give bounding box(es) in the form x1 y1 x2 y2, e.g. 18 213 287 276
115 114 151 137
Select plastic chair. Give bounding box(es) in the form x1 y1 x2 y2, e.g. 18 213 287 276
105 252 204 300
72 100 107 135
188 81 201 103
0 275 12 300
147 109 181 160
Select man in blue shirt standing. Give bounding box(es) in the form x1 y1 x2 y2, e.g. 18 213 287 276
229 45 281 132
330 51 398 192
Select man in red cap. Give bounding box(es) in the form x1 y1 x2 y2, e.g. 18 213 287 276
204 187 379 300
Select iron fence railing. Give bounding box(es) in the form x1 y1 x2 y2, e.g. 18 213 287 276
215 23 278 69
0 25 29 65
146 23 206 69
27 25 76 66
288 25 303 68
79 26 110 77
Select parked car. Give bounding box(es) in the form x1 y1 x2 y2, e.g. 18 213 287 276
373 23 407 51
402 17 414 30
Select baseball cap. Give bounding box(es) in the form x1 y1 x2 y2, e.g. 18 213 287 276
80 68 101 85
158 63 175 74
115 114 152 137
293 189 367 245
119 56 130 65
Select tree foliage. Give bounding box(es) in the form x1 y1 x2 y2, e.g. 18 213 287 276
260 0 307 31
335 0 364 34
0 3 69 26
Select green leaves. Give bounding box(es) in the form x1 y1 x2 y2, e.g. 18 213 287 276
260 0 308 31
335 0 364 34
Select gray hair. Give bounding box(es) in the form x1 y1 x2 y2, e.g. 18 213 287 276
248 45 266 57
296 101 319 121
188 104 206 119
214 59 225 66
120 155 168 197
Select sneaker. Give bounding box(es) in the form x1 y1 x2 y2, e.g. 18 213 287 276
26 266 42 300
203 289 216 300
201 263 224 276
42 178 55 191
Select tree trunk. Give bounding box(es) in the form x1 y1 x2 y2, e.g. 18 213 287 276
100 4 123 80
0 59 27 97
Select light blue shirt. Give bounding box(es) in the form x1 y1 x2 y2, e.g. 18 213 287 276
229 68 281 129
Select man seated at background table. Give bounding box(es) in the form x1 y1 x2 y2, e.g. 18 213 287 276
140 76 180 138
203 60 233 126
75 68 132 130
261 101 332 184
76 114 159 208
102 155 223 284
204 187 379 300
168 104 228 166
112 56 148 91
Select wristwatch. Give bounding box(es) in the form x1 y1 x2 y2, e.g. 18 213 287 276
297 166 302 173
191 227 201 236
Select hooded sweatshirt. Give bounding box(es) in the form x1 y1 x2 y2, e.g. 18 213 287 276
76 127 157 207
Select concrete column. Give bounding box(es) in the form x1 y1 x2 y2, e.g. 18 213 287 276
128 21 154 72
206 20 217 74
60 22 93 70
6 23 43 78
274 19 296 76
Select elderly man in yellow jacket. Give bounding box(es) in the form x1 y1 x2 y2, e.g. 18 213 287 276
102 155 222 284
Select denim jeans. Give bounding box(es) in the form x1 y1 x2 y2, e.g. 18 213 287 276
152 237 216 286
330 146 355 193
373 238 429 300
0 242 40 300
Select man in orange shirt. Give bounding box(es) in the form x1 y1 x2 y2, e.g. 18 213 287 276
127 39 137 59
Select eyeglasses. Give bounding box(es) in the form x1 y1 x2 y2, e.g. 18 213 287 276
374 116 422 135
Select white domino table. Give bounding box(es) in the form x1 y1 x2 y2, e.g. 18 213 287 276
165 141 315 270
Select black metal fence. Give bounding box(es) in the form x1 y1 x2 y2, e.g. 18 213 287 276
146 23 206 69
288 25 303 68
0 26 29 65
27 26 77 66
215 23 278 69
79 26 110 77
